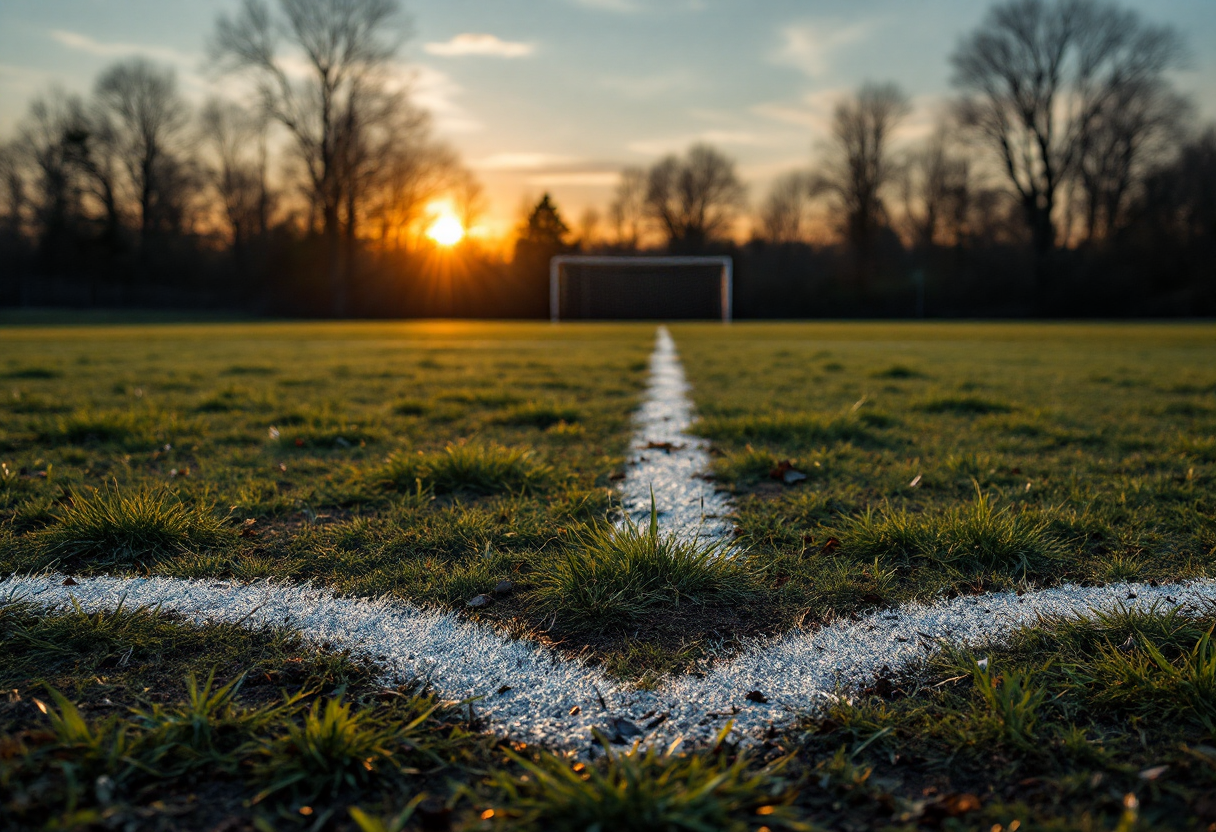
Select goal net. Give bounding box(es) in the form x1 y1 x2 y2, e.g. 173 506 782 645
549 256 733 322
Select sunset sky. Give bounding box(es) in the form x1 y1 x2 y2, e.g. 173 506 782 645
2 0 1214 240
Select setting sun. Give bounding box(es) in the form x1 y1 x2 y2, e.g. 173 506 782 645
426 213 465 246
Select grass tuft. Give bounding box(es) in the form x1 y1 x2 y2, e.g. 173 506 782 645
487 725 803 832
833 491 1062 575
5 366 61 379
492 400 581 428
376 442 551 496
40 484 229 565
49 408 153 446
695 412 877 447
916 396 1013 415
533 504 759 632
252 696 422 803
870 364 926 379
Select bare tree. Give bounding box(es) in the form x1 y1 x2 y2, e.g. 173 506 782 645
0 143 25 236
94 59 191 243
608 166 646 249
64 104 126 249
577 207 601 249
16 90 89 253
211 0 408 314
644 144 746 249
199 99 273 249
758 171 813 244
812 82 910 262
1077 79 1190 242
359 100 460 251
951 0 1186 286
451 168 487 237
902 129 973 248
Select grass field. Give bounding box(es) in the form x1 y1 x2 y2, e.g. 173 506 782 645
2 319 1215 830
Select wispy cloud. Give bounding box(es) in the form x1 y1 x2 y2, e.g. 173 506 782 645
600 69 695 99
752 89 844 132
409 65 483 133
628 130 782 156
473 154 623 187
424 33 534 58
526 171 620 187
49 29 194 66
772 20 876 78
0 63 61 94
473 152 580 171
568 0 641 12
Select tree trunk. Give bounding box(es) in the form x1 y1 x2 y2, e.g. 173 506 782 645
325 202 344 317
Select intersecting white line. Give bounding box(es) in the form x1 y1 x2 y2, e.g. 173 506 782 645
5 574 1215 749
6 327 1215 749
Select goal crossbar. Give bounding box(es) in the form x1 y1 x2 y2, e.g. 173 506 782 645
549 255 733 322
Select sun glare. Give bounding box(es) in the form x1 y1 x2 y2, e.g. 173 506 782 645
427 213 465 246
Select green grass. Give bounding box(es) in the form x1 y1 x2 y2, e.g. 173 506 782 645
376 442 552 496
532 504 761 634
833 491 1064 576
794 605 1216 829
3 319 1216 828
483 726 806 832
673 321 1216 621
38 484 231 567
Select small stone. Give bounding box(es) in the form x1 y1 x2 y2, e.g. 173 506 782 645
604 716 644 743
493 580 515 595
745 690 768 704
62 577 78 586
466 594 492 608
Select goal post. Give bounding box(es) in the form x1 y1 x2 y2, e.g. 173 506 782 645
549 255 733 323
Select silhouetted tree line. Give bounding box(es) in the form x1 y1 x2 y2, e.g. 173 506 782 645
0 0 1212 318
576 0 1215 317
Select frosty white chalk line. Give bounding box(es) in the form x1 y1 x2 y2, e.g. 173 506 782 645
6 573 1215 749
619 326 733 542
8 327 1215 748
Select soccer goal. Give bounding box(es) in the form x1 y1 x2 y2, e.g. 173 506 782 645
549 255 733 322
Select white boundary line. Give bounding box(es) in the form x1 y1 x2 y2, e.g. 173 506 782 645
6 328 1215 748
5 573 1215 749
619 326 734 542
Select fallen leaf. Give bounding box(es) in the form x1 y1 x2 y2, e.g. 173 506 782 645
1139 764 1168 781
569 705 581 716
239 519 258 538
608 471 626 481
294 438 305 447
909 474 922 488
645 441 682 452
497 685 512 695
62 577 78 586
821 538 841 555
745 690 769 704
921 793 982 826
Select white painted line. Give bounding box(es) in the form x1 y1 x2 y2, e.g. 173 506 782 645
619 326 733 542
6 574 1214 749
